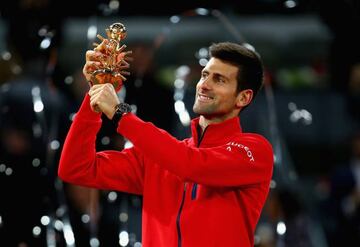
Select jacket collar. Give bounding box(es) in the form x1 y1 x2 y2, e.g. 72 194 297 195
190 116 242 147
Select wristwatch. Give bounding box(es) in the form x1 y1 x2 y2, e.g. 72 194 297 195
112 102 132 125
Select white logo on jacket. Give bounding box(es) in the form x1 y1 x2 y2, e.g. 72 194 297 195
226 142 255 162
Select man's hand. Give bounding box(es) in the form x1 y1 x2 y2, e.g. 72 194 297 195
88 83 120 119
83 53 104 83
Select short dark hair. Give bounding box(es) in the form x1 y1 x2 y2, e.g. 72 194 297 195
209 42 264 99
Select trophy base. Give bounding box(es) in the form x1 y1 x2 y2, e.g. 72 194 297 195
91 69 123 92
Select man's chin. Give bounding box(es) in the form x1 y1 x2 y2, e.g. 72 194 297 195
193 108 212 117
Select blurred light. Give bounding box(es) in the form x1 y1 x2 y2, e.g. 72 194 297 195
32 158 41 167
256 223 274 243
56 206 65 217
119 231 129 246
33 226 42 236
174 100 185 113
284 0 297 8
108 191 118 202
130 104 137 114
32 125 42 139
38 27 48 37
81 214 90 224
0 164 6 172
32 86 40 96
173 91 184 101
134 78 143 88
32 86 44 113
195 8 209 16
1 51 11 61
124 140 133 149
129 233 136 244
198 47 208 58
270 179 277 189
101 136 110 145
134 242 142 247
90 237 100 247
119 212 128 223
34 101 44 112
170 15 180 24
0 215 2 227
276 221 286 235
179 111 191 126
40 37 51 50
50 140 60 150
254 235 261 245
11 64 22 74
288 102 312 125
69 113 76 121
41 216 50 226
174 79 185 89
64 76 74 85
87 25 98 40
289 109 312 125
54 220 64 231
176 65 190 78
199 58 208 67
288 102 297 111
109 0 119 10
5 167 13 176
64 224 75 245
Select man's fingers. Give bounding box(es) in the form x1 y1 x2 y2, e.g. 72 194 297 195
86 50 106 62
89 84 106 96
83 61 102 81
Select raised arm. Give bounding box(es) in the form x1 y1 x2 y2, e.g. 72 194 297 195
118 114 273 187
58 94 144 195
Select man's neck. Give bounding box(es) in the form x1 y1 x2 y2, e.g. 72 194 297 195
199 115 236 132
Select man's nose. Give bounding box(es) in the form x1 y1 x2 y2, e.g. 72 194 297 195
199 77 212 90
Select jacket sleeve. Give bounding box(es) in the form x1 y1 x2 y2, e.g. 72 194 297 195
58 94 144 195
118 113 273 187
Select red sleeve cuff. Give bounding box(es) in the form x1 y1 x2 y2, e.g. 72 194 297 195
74 93 102 122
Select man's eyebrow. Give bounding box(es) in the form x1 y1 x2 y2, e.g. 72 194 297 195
213 72 230 81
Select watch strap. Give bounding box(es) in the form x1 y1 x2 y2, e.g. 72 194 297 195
112 102 131 126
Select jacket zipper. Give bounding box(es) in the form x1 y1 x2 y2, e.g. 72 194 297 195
176 183 187 247
177 126 208 247
191 126 207 200
191 183 198 200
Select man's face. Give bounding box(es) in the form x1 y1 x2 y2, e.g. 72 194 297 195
193 57 241 120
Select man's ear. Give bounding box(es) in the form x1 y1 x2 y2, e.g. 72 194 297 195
236 89 253 108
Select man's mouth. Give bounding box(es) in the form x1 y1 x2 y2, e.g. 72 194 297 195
197 94 214 102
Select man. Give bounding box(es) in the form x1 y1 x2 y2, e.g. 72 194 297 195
58 42 274 246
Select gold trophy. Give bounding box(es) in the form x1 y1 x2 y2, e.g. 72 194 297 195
91 22 132 92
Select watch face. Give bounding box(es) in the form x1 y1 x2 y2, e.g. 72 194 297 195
118 103 131 114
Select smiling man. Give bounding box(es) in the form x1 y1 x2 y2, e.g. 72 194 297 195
58 42 274 247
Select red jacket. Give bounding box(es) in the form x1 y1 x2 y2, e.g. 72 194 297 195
58 94 274 247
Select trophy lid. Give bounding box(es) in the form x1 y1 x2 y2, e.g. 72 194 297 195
108 23 127 41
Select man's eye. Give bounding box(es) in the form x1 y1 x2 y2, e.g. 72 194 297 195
217 78 225 83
